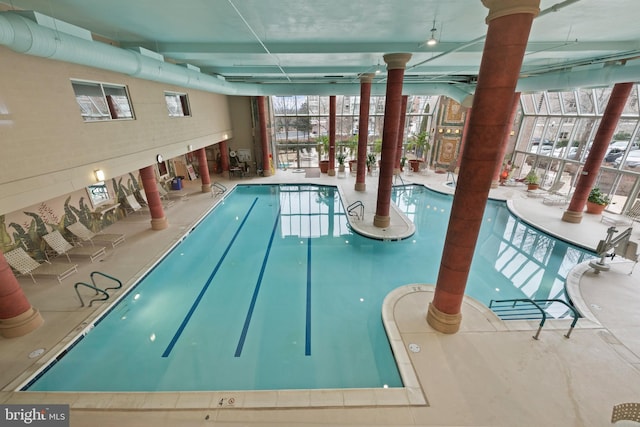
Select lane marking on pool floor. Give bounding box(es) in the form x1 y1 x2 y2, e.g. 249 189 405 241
162 197 259 358
234 206 282 357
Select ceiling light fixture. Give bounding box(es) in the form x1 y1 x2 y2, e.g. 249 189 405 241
375 60 382 74
427 20 438 46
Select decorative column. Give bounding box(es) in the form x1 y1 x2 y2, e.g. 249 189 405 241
0 251 43 338
257 96 272 177
196 148 211 193
374 53 412 228
562 82 634 223
219 140 230 173
491 92 521 187
356 74 374 191
427 0 540 334
140 165 168 230
328 95 337 177
394 95 409 175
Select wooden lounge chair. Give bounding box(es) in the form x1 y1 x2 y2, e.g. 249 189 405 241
5 247 78 283
42 230 106 263
67 222 125 248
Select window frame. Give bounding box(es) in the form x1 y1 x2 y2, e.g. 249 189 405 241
71 79 135 122
164 91 191 117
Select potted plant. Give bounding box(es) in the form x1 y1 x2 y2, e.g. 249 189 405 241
336 153 346 172
524 170 540 190
366 153 377 173
317 135 330 173
400 156 407 171
407 131 430 172
586 187 610 214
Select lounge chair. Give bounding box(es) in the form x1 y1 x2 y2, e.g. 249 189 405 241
67 222 125 248
5 247 78 283
142 187 175 208
158 184 188 201
527 181 565 198
42 230 106 263
602 199 640 226
123 193 146 215
542 191 573 206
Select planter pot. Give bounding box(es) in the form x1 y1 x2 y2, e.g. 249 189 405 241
586 201 607 214
338 164 345 173
527 183 539 191
349 160 357 172
319 160 330 174
409 159 423 173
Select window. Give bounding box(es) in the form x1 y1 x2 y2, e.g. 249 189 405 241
165 92 191 117
71 80 134 121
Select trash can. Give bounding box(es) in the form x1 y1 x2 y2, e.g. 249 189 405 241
171 177 182 190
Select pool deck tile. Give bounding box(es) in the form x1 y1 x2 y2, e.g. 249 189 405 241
1 169 640 425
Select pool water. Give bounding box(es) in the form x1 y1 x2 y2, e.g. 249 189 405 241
25 184 594 392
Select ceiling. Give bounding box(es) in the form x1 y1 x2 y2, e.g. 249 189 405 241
1 0 639 98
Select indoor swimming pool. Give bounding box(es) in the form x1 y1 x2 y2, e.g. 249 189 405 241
24 184 595 392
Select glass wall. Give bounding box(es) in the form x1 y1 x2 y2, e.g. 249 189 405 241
513 85 640 214
270 95 437 170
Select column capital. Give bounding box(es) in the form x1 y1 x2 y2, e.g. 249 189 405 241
383 53 412 70
482 0 540 23
359 73 375 84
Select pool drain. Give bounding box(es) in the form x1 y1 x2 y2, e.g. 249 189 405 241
408 343 421 353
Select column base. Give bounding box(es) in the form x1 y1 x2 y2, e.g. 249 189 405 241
327 169 336 177
201 184 211 193
426 302 461 334
490 179 500 189
0 307 44 338
355 182 366 192
562 209 583 224
373 214 390 228
263 169 272 177
151 217 169 230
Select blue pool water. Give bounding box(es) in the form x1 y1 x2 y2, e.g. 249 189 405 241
25 184 594 392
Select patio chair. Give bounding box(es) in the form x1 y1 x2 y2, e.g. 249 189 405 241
5 247 78 283
542 192 573 206
123 193 146 215
42 230 106 263
143 187 175 208
602 200 640 227
158 184 188 201
67 222 126 248
527 181 565 198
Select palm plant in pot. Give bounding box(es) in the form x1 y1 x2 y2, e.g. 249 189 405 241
336 152 347 172
524 170 540 190
586 187 610 214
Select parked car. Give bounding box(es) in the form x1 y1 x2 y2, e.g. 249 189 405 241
605 140 638 163
614 149 640 168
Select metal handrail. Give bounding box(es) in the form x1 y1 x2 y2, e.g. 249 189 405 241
74 282 109 307
211 182 227 197
347 200 364 221
489 298 579 339
90 271 122 292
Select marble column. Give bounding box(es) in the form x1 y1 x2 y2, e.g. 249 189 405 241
219 140 230 174
356 74 373 191
562 82 634 223
395 96 409 175
0 251 43 338
491 92 521 187
257 96 272 177
328 95 337 177
374 53 412 228
427 0 540 334
196 147 211 192
140 165 168 230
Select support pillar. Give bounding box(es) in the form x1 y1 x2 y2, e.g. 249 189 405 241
491 92 521 187
562 82 634 223
374 53 412 228
140 165 168 230
0 251 43 338
394 95 409 175
328 95 337 177
257 96 272 177
196 147 211 192
356 74 374 191
427 0 540 334
219 140 230 173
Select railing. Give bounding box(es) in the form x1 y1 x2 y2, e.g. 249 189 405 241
394 172 405 186
347 201 364 221
211 182 227 198
74 271 123 307
489 298 579 340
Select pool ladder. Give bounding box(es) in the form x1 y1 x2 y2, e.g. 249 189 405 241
211 182 227 198
347 200 364 220
488 298 579 340
74 271 123 307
